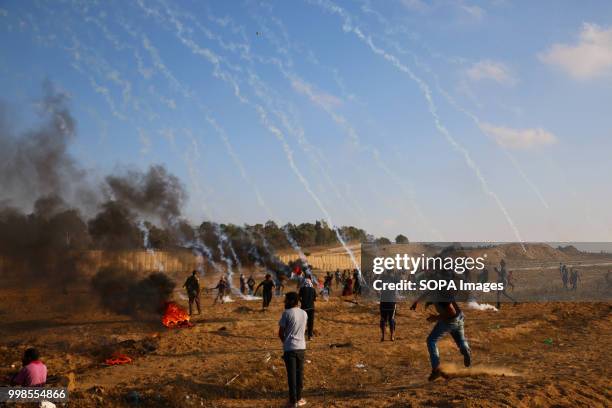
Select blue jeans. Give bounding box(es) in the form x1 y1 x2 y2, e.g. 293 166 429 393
427 314 470 369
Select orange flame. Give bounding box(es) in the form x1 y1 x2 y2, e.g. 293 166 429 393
162 301 193 329
104 352 132 366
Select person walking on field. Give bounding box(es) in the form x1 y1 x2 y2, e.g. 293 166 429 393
570 268 581 290
561 263 569 289
299 277 317 340
342 274 353 296
352 269 362 296
278 292 308 407
183 270 201 315
380 269 398 341
494 259 517 309
247 274 256 295
239 273 247 295
213 276 228 305
256 273 276 310
323 272 333 296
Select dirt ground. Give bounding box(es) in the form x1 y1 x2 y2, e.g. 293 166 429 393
1 272 611 408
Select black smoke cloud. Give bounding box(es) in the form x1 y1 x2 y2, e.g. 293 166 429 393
91 267 175 316
0 83 188 289
104 164 186 227
0 81 88 209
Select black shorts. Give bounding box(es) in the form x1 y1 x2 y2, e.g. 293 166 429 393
380 302 396 321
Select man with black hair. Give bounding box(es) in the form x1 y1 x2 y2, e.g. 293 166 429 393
247 274 256 295
239 273 247 295
323 272 333 296
183 270 201 315
213 276 228 305
279 292 308 407
561 263 569 289
11 348 47 387
256 273 276 310
352 269 362 296
570 268 581 290
410 289 471 381
495 259 518 308
379 269 398 342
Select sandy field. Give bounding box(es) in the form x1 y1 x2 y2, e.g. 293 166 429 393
1 266 611 408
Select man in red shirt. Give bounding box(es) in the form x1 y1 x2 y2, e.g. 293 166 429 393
11 348 47 387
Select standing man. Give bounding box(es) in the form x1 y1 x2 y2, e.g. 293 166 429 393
278 273 287 296
213 276 228 305
352 269 362 296
183 270 201 315
323 272 333 296
239 273 247 295
298 277 317 340
570 268 581 290
561 264 569 289
256 273 276 310
247 274 256 295
494 259 518 309
379 269 398 342
278 292 308 407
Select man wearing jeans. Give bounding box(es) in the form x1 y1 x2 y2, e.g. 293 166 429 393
411 296 471 381
278 292 308 407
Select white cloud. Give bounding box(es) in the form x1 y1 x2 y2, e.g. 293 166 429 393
460 4 485 21
479 123 557 150
539 23 612 80
401 1 485 20
400 0 429 12
291 78 343 110
466 60 517 85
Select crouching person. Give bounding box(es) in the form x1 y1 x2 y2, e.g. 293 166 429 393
278 292 308 407
410 297 471 381
11 348 47 387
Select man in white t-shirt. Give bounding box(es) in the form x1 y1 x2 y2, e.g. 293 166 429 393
278 292 308 407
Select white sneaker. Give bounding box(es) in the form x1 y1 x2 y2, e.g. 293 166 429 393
297 399 307 406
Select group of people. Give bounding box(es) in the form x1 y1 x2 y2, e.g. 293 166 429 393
325 268 362 297
279 273 472 407
559 263 581 290
181 264 480 408
183 270 292 314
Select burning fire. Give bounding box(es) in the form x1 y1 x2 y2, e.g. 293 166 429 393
162 301 193 328
105 352 132 366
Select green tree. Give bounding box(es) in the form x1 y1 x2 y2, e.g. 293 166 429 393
395 234 409 244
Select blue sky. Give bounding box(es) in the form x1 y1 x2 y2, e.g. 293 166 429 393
1 0 611 242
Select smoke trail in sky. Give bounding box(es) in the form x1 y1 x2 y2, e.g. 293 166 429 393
186 5 369 228
137 0 362 272
115 5 310 263
245 7 440 239
311 0 525 246
60 1 305 268
181 137 236 277
201 112 308 262
353 1 552 212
